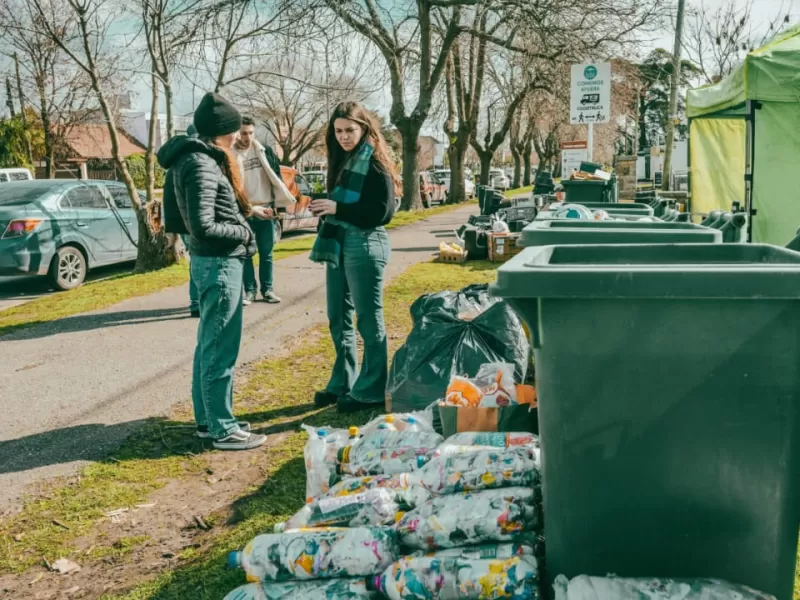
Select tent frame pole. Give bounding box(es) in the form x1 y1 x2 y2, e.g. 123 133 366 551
744 100 759 243
686 117 692 215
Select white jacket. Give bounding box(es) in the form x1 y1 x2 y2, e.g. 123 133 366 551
236 140 296 209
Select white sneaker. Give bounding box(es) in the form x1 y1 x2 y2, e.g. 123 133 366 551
196 421 250 439
213 429 267 451
243 291 256 306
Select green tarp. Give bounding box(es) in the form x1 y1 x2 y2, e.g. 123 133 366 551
687 26 800 117
687 25 800 245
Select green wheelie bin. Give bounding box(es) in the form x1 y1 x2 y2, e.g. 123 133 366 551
520 219 722 247
490 243 800 600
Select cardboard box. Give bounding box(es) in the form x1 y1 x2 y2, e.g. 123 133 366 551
489 232 523 263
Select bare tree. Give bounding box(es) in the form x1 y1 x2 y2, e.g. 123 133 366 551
230 31 379 166
26 0 179 269
0 0 94 177
138 0 205 139
684 0 791 84
509 103 534 188
322 0 476 211
198 0 305 93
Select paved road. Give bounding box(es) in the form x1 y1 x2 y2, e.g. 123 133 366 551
0 206 476 509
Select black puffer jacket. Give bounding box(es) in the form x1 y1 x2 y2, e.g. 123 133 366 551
157 136 255 258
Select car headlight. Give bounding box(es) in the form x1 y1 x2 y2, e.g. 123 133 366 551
2 219 43 239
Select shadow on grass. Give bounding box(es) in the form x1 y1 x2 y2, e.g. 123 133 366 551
0 416 214 476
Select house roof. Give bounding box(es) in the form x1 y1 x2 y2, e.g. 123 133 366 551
62 124 146 160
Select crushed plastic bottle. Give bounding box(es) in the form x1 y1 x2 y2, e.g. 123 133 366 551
400 446 540 496
229 526 399 582
368 549 540 599
282 488 400 529
301 425 350 502
223 578 379 600
552 575 776 600
413 543 535 560
396 487 541 551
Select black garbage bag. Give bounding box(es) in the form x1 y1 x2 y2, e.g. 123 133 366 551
387 284 530 413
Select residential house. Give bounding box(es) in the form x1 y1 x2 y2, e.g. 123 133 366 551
36 124 146 180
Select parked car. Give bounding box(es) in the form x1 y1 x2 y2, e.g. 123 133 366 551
433 169 475 200
489 168 510 191
0 179 146 290
420 172 446 208
0 168 34 183
278 166 321 242
302 170 327 194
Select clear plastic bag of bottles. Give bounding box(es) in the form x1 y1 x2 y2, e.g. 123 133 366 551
396 487 541 551
369 546 540 599
400 446 540 496
302 425 356 502
229 526 400 581
282 488 400 529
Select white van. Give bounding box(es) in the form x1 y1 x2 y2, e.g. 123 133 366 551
0 168 34 183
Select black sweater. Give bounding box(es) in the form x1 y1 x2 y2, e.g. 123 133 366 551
334 160 395 229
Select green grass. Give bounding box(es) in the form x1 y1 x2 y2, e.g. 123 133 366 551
0 202 471 338
505 185 533 197
0 259 496 595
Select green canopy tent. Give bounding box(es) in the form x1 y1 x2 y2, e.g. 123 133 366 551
687 25 800 245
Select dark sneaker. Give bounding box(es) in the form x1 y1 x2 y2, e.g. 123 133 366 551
197 421 251 439
190 308 200 318
213 429 267 451
336 395 383 414
243 291 256 306
314 391 339 408
262 291 281 304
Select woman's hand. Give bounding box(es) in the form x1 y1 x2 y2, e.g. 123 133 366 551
311 199 337 216
251 205 274 220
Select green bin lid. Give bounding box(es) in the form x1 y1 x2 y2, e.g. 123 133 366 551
492 244 800 299
520 220 722 247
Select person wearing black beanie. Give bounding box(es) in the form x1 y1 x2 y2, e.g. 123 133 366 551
156 91 272 451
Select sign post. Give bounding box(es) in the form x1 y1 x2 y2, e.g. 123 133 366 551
570 63 611 164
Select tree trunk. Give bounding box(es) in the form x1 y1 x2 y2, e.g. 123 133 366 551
523 140 532 186
447 131 470 204
399 125 423 211
14 53 34 166
164 81 175 139
37 76 54 178
479 153 492 186
511 148 522 189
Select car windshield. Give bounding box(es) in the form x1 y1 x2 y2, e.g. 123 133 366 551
0 181 63 206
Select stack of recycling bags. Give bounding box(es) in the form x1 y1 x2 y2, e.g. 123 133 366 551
224 408 544 600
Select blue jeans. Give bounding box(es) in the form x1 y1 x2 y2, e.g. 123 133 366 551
191 256 245 439
325 225 390 404
181 234 199 311
243 217 276 295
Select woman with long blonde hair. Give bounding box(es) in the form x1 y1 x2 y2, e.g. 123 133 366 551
310 101 400 413
158 92 271 450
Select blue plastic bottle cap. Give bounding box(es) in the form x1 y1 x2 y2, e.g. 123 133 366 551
407 416 417 423
318 429 328 437
227 551 242 569
416 455 427 468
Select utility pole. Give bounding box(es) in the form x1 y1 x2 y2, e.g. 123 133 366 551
5 77 15 117
662 0 686 191
14 53 35 166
